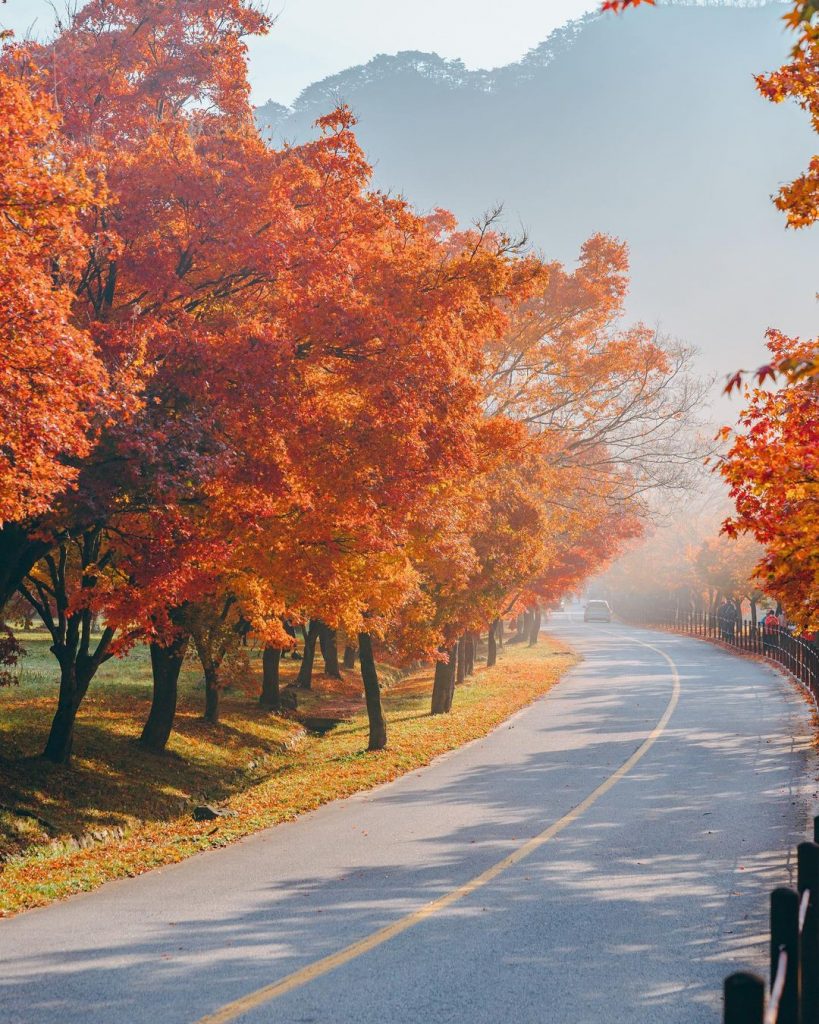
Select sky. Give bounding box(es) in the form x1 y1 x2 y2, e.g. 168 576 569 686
0 0 599 105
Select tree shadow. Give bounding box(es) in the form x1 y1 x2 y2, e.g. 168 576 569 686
0 626 813 1024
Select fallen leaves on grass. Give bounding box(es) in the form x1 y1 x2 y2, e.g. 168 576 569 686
0 639 576 916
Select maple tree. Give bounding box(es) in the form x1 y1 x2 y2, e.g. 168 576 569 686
719 3 817 624
414 229 704 714
0 0 282 759
0 69 106 529
731 2 819 389
0 0 709 767
721 333 819 630
600 0 655 11
602 0 818 632
693 533 765 619
602 500 765 624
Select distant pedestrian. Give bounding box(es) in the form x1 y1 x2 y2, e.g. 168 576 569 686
762 609 779 655
717 600 738 643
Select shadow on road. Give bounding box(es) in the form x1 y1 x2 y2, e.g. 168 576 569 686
1 626 814 1024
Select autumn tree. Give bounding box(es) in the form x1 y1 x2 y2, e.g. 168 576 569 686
0 69 106 529
0 69 107 608
0 0 282 759
0 0 713 763
721 333 818 629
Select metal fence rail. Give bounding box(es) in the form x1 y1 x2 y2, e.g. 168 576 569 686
613 604 819 1020
617 606 819 707
724 818 819 1024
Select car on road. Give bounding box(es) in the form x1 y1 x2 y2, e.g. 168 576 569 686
584 599 612 623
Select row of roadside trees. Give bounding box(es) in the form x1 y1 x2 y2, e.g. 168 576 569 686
0 0 705 764
601 505 770 626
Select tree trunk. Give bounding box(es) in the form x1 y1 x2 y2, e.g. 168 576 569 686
528 607 542 646
750 598 758 628
43 664 82 764
497 618 504 648
343 644 357 669
509 614 525 644
203 663 220 723
40 615 114 764
259 646 281 709
456 636 466 685
19 529 115 764
465 633 475 676
358 632 387 751
43 651 96 764
0 524 52 616
431 651 451 715
140 633 188 752
297 620 320 689
43 700 79 764
318 622 342 679
444 642 458 711
281 618 297 657
487 620 498 668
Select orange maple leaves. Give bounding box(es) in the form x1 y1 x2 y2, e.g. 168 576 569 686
721 333 819 630
600 0 655 11
0 0 707 758
0 70 107 524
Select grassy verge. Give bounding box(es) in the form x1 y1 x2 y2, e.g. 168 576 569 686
0 636 576 917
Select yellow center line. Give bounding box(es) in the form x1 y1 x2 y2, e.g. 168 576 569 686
195 636 681 1024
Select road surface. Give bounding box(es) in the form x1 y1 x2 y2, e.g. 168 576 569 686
1 620 816 1024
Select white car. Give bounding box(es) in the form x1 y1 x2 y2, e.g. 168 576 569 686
584 600 612 623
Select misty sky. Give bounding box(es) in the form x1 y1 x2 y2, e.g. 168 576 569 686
0 0 599 104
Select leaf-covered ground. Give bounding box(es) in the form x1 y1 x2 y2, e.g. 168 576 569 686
0 634 576 916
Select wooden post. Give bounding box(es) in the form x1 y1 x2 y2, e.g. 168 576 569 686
770 887 799 1024
798 842 819 1024
724 972 764 1024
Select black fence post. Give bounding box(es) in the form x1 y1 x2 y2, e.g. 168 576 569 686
771 887 800 1024
725 972 765 1024
798 841 819 1024
814 815 819 845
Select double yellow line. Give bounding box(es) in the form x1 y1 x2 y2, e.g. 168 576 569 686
196 636 681 1024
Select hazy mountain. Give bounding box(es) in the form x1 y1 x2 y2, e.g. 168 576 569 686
256 2 818 411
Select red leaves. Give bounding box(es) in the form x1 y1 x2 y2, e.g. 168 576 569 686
600 0 655 12
0 0 694 690
0 69 108 525
0 625 23 687
723 372 744 396
721 332 819 629
723 349 819 396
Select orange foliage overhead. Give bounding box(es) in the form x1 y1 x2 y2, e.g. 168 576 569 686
756 35 819 230
0 70 106 524
0 0 706 760
600 0 655 11
722 333 819 630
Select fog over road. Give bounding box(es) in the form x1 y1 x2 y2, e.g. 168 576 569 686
2 619 816 1024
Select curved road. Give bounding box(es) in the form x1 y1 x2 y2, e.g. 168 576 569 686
1 620 816 1024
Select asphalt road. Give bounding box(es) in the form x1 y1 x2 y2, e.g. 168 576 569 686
2 619 816 1024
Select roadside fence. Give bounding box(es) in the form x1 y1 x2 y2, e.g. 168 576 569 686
724 816 819 1024
618 606 818 707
